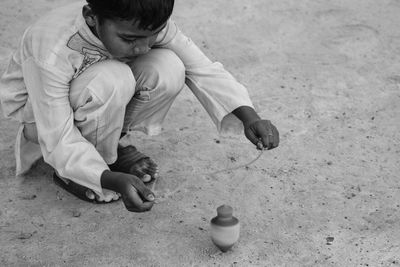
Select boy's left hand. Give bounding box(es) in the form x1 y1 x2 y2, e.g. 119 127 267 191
244 119 279 150
232 106 279 150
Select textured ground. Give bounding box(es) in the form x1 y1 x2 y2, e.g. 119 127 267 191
0 0 399 266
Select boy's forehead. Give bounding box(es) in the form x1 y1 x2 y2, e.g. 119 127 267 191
112 18 167 36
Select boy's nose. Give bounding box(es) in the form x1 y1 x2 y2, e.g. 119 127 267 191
133 39 151 55
133 46 151 55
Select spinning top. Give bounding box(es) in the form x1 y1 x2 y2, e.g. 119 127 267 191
210 205 240 252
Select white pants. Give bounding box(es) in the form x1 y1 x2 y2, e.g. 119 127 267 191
22 48 185 171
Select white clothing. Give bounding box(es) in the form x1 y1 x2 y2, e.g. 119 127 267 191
0 2 254 195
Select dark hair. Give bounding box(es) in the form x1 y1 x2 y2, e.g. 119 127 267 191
86 0 174 30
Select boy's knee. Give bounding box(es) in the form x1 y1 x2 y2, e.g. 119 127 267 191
70 60 136 109
159 50 185 92
131 49 185 97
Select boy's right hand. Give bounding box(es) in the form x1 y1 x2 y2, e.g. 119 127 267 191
101 170 155 212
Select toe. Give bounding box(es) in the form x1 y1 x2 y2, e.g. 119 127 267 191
101 189 120 202
130 158 159 180
144 168 158 179
85 190 95 200
131 169 151 182
148 159 158 170
104 194 114 202
140 158 158 171
142 174 152 183
96 194 112 202
143 162 159 177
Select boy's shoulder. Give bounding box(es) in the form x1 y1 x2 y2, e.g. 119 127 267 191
23 2 85 63
22 2 111 79
28 3 83 41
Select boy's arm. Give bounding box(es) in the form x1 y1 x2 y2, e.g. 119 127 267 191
154 21 279 149
232 106 279 149
154 21 253 130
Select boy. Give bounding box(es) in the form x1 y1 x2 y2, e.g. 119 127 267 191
0 0 279 212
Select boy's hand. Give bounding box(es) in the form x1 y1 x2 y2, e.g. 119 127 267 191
101 170 155 212
232 106 279 150
244 119 279 150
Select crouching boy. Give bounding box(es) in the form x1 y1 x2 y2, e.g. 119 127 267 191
0 0 279 212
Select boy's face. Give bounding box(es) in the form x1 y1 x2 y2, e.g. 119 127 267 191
85 10 166 62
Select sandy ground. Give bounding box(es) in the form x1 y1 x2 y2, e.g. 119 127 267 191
1 0 400 266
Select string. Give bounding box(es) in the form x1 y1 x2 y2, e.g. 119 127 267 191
150 148 265 202
207 149 264 175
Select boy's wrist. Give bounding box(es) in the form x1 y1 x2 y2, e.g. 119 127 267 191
232 106 261 126
100 169 125 193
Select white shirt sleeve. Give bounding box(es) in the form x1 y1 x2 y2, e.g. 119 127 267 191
155 20 254 132
21 57 108 195
0 50 28 122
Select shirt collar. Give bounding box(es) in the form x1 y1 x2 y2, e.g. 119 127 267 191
76 14 110 56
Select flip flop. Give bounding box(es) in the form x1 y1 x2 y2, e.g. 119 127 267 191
53 173 119 204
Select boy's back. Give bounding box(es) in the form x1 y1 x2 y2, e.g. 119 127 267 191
1 2 113 122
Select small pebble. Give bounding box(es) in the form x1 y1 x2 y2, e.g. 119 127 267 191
72 210 81 217
17 231 36 240
20 194 37 200
326 236 334 245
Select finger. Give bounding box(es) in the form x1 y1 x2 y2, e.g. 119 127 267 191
123 185 154 212
261 120 277 149
259 128 269 149
272 125 280 148
130 177 155 202
260 132 271 150
125 199 154 212
267 120 275 149
246 129 260 147
265 124 279 149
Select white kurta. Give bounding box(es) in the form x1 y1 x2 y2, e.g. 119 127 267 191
0 1 254 195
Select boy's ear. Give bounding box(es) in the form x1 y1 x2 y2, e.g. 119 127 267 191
82 5 97 27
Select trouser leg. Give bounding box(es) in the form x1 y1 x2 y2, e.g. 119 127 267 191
123 48 186 135
68 60 136 163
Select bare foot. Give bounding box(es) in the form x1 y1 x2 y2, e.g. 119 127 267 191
109 145 159 183
129 157 159 182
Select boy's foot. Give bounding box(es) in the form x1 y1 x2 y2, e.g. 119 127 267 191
53 173 120 203
109 145 159 183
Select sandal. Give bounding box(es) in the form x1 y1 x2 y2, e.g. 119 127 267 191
53 173 119 203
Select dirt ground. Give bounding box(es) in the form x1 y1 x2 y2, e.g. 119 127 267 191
1 0 400 266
